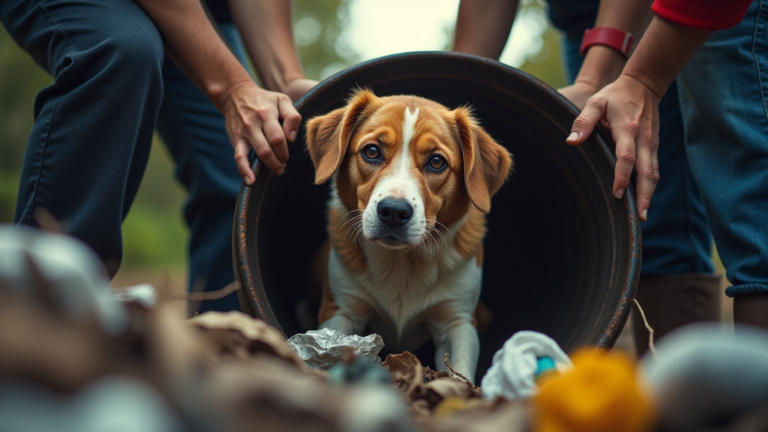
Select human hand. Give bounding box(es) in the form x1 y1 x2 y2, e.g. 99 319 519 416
223 83 302 184
565 75 662 221
285 78 319 102
558 81 600 111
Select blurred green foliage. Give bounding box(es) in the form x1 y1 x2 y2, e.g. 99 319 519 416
0 0 566 271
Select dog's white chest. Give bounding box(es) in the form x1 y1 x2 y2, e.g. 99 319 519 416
328 245 482 348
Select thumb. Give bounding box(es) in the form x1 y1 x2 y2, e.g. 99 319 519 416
566 97 606 145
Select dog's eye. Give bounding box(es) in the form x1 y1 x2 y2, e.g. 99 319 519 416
362 144 382 162
427 155 447 172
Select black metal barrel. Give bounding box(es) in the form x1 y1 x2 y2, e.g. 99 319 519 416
234 52 640 377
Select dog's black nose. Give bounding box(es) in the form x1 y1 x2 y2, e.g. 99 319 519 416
377 198 413 229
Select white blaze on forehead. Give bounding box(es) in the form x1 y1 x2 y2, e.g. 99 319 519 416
402 107 420 152
395 107 419 174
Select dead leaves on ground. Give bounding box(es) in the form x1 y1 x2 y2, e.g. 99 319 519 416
381 351 527 430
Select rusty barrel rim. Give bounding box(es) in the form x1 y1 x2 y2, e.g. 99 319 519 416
233 51 641 348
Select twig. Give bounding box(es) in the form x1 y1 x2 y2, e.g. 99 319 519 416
444 353 475 388
632 298 659 360
177 281 240 301
33 207 66 234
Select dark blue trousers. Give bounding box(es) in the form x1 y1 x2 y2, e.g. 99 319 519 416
2 0 244 311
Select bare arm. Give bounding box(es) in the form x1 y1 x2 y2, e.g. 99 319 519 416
567 17 712 220
229 0 317 101
135 0 302 182
558 0 654 109
453 0 518 59
136 0 252 110
621 17 711 99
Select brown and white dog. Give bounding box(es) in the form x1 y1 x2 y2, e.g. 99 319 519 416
305 89 512 381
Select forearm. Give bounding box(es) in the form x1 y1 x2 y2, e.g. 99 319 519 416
574 0 654 89
453 0 518 59
622 16 711 98
229 0 305 94
136 0 253 111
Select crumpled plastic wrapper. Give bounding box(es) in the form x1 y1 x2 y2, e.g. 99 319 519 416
481 331 572 401
287 328 384 370
0 226 127 335
113 283 157 308
640 323 768 432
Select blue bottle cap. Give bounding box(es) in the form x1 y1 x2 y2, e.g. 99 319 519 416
536 356 557 377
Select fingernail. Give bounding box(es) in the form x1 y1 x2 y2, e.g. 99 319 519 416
243 176 251 185
615 188 624 199
276 168 284 176
642 209 648 220
289 130 297 141
567 132 580 142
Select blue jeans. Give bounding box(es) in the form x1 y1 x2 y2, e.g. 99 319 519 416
562 36 714 277
678 0 768 297
2 0 243 311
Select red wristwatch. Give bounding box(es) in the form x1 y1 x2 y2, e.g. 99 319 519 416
579 27 634 58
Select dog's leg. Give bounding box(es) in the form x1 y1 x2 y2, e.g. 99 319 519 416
444 320 480 383
429 317 479 381
319 312 368 336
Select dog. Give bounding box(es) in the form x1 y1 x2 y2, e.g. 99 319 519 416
305 89 512 381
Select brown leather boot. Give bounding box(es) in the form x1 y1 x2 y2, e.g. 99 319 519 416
633 273 722 357
734 293 768 332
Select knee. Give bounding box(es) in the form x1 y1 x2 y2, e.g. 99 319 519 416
73 16 164 92
102 27 164 88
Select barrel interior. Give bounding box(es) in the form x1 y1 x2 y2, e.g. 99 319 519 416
238 53 638 378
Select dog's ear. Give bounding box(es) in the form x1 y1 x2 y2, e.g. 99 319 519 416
452 107 513 213
306 89 379 185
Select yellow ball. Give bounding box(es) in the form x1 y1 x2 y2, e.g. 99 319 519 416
534 349 655 432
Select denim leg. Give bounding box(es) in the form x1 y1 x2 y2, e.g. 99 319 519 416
678 0 768 296
2 0 164 271
562 36 714 276
155 24 247 312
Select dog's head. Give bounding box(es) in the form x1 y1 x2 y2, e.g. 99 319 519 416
306 89 513 250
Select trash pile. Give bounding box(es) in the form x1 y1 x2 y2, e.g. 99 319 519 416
2 225 768 432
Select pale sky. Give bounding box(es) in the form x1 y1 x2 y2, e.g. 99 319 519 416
336 0 549 75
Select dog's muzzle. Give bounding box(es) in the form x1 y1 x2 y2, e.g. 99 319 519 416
368 197 415 245
376 198 413 229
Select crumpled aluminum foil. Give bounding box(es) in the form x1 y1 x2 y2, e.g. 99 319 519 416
287 328 384 370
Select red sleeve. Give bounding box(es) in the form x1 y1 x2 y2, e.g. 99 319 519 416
651 0 753 30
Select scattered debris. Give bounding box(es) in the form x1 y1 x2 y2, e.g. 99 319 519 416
3 225 768 432
534 349 654 432
481 330 572 401
328 347 392 386
287 328 384 370
640 324 768 432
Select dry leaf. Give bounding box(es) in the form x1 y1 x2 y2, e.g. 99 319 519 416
0 292 110 393
206 356 338 432
422 367 450 383
383 352 424 401
189 311 302 368
420 399 530 432
422 377 475 407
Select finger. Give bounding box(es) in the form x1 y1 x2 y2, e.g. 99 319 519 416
263 116 289 164
567 96 606 145
634 125 657 221
611 127 637 201
234 139 254 185
249 129 285 176
278 95 302 142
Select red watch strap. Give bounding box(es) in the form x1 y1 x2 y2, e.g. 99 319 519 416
579 27 635 58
